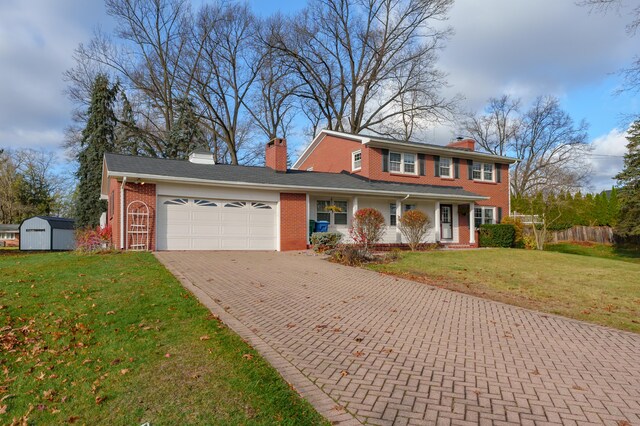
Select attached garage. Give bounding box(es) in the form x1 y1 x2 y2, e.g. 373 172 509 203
156 196 277 250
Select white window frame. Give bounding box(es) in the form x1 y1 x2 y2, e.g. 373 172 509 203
316 199 348 225
474 206 495 227
439 157 452 178
390 203 397 226
389 152 418 175
473 162 494 182
352 150 362 171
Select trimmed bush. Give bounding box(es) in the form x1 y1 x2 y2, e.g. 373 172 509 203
398 210 431 251
349 208 386 254
501 216 524 248
328 244 370 266
76 225 112 253
478 224 516 248
310 232 343 252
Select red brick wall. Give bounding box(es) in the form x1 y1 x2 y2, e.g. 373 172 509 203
302 139 510 215
297 135 364 174
107 180 156 251
280 193 307 251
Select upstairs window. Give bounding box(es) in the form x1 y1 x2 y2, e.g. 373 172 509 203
473 162 494 182
352 150 362 171
389 152 417 175
439 157 452 178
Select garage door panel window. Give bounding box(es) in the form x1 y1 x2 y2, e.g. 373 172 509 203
224 201 247 208
194 199 217 207
164 198 188 205
251 202 272 209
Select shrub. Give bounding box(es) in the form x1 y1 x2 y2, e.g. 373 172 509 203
398 210 431 251
523 234 537 250
501 216 524 248
328 244 370 266
478 224 516 248
349 208 386 254
310 232 343 252
76 225 112 253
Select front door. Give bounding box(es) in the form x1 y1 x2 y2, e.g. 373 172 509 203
440 204 453 240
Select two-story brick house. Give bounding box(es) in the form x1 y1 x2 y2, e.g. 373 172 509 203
101 129 517 251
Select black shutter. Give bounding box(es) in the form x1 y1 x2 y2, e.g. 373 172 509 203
434 155 440 177
418 153 426 176
453 158 460 179
497 207 503 223
496 164 502 183
382 149 389 172
467 159 473 180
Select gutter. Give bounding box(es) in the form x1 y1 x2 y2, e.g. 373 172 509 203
106 171 489 202
120 176 126 249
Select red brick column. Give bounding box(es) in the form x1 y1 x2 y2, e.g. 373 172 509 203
123 182 157 251
280 193 307 251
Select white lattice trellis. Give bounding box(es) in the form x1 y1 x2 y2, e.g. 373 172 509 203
126 201 149 251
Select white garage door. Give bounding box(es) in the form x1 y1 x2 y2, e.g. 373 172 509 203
157 197 277 250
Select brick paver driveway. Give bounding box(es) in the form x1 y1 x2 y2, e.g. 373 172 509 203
156 251 640 426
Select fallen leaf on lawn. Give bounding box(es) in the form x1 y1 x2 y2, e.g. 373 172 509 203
340 370 349 377
95 396 106 405
35 372 45 381
43 389 55 401
67 416 80 423
242 354 253 360
120 369 129 375
164 353 171 358
106 311 115 315
78 274 85 277
0 404 6 414
50 408 60 414
199 335 210 341
82 359 92 365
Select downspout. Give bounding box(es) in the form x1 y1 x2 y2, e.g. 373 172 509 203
120 177 127 249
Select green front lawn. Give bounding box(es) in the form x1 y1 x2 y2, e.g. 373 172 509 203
368 249 640 333
0 252 327 425
545 242 640 264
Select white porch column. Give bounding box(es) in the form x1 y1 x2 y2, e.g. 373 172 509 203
306 193 310 244
352 196 358 218
434 201 441 242
396 199 402 243
469 202 476 244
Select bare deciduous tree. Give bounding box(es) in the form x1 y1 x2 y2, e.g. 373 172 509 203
267 0 456 138
464 95 591 197
462 95 520 156
579 0 640 93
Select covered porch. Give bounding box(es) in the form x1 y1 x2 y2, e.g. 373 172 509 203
305 193 485 247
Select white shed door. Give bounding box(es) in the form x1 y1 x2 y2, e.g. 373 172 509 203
157 197 277 250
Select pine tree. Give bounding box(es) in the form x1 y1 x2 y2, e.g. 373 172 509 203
75 74 119 228
615 120 640 238
115 92 145 156
166 98 206 159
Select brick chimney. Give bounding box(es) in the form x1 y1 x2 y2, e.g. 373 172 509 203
265 138 287 172
447 137 475 151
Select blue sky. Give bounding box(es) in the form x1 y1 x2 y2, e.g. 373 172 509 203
0 0 637 191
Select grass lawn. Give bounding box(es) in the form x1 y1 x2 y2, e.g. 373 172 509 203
0 252 327 425
545 242 640 264
368 249 640 333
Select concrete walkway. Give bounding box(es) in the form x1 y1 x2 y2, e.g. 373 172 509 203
156 251 640 426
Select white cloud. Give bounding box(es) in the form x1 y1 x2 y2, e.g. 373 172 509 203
587 128 628 191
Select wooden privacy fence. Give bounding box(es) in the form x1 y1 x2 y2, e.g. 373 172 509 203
550 226 614 244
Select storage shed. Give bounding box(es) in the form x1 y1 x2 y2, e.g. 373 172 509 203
19 216 75 251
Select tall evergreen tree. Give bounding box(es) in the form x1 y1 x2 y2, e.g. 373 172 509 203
615 120 640 238
166 98 206 159
76 74 119 227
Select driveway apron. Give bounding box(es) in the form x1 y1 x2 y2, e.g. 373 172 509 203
156 251 640 426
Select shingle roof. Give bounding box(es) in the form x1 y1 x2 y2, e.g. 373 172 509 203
0 224 19 232
104 153 486 200
36 216 75 230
